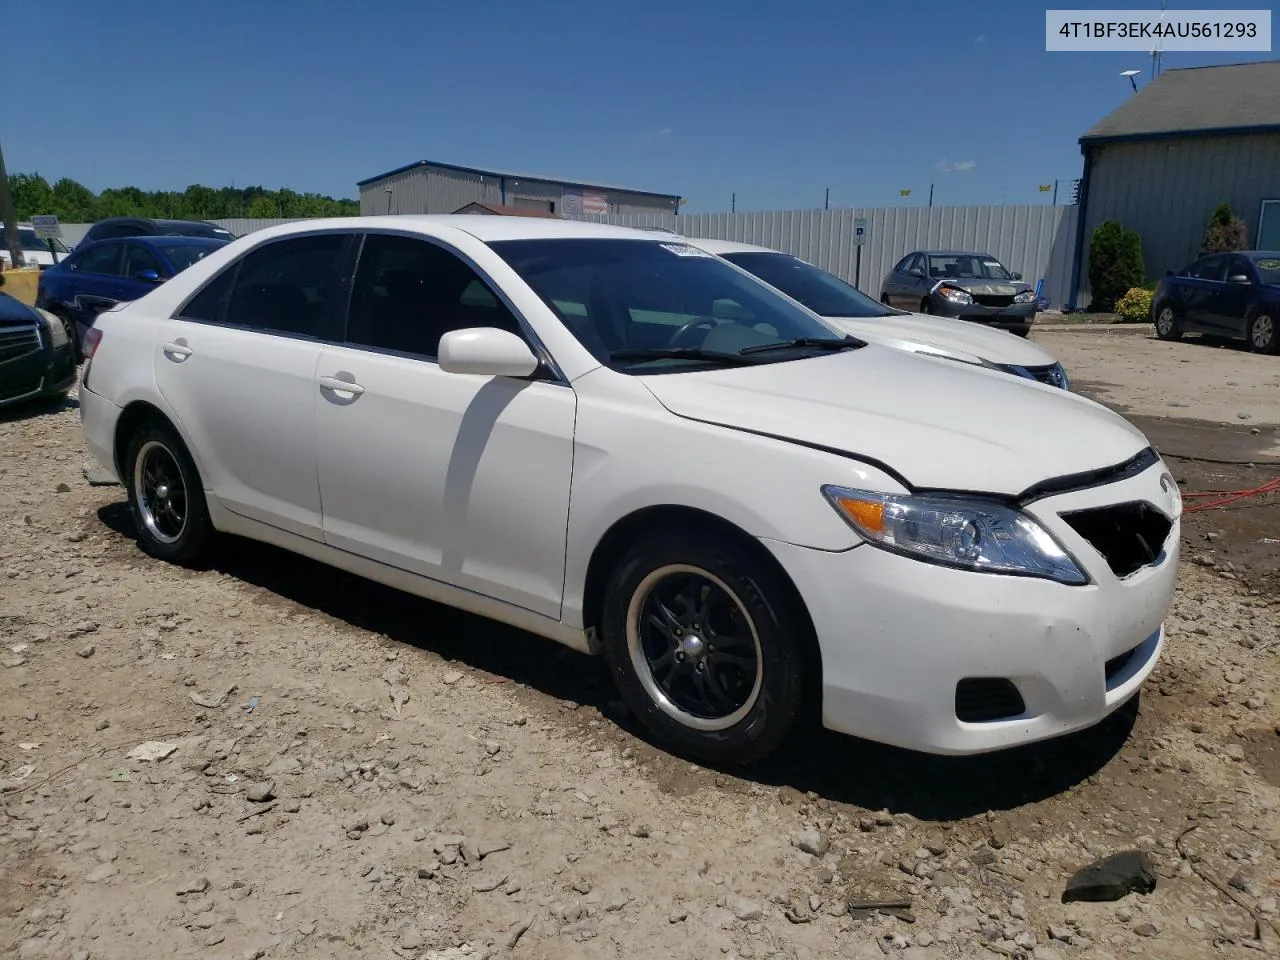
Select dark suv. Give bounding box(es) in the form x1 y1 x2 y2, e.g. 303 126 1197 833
80 218 236 246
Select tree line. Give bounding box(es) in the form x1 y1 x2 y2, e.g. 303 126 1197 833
8 173 359 223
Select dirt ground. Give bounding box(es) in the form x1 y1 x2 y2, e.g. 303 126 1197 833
3 331 1280 960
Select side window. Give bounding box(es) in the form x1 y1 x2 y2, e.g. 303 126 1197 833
225 233 348 338
345 234 523 359
76 243 125 277
123 244 162 278
1189 255 1226 281
177 266 237 323
893 255 914 274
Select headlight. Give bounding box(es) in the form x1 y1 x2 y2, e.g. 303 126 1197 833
1013 290 1036 304
936 286 973 305
822 485 1088 584
1051 362 1070 391
38 310 70 348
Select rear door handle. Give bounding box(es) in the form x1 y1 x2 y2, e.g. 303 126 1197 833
318 375 365 396
162 340 192 361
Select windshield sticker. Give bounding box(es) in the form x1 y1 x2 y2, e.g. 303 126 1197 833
1256 259 1280 270
660 243 711 257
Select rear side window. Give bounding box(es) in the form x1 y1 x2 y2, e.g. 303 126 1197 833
178 267 236 323
225 234 348 338
77 243 125 276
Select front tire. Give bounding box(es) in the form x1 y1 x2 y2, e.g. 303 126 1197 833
124 421 211 564
1154 303 1183 341
919 298 932 314
1249 312 1278 354
599 531 808 766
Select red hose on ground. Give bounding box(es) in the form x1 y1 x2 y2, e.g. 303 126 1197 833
1180 475 1280 513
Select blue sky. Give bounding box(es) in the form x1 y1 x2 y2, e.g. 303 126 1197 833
6 0 1274 213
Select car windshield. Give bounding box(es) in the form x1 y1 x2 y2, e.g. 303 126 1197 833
1251 255 1280 285
19 228 69 253
490 238 851 372
721 251 897 318
161 242 226 272
927 254 1011 280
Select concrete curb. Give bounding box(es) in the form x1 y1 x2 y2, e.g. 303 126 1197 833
1033 323 1154 335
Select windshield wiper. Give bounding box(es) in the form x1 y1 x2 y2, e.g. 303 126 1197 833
608 347 756 366
738 335 865 356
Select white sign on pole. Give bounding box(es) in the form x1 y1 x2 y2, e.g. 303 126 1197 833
31 215 62 239
853 216 868 246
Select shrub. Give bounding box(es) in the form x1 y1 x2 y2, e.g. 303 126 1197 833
1088 220 1145 312
1200 202 1249 254
1115 286 1154 323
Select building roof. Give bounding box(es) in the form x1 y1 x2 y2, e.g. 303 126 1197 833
1081 60 1280 144
452 202 560 219
358 158 681 201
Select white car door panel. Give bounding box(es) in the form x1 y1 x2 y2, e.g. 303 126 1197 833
154 324 325 538
314 346 575 617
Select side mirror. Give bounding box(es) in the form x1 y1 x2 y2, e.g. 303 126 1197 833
1228 273 1251 285
908 267 924 279
1010 271 1023 281
135 269 163 283
438 327 540 378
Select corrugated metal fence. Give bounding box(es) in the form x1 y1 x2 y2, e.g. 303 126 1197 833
57 206 1079 308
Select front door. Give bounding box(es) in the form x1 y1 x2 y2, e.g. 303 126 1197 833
1180 254 1226 332
152 231 353 540
314 232 575 618
1215 255 1256 337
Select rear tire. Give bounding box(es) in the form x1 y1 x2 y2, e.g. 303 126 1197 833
123 420 211 565
599 530 809 766
1154 303 1183 341
1248 313 1278 354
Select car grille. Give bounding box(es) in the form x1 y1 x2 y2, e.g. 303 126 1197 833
973 294 1014 308
0 376 43 403
1105 645 1139 683
955 678 1026 723
0 326 42 364
1060 501 1173 578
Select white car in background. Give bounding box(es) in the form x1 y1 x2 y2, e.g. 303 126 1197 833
1 224 73 269
79 216 1176 764
687 238 1070 390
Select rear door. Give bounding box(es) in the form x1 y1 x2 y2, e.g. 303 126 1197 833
67 242 130 321
152 232 354 540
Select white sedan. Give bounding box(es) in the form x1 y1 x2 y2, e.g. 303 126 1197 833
687 238 1069 389
79 216 1178 764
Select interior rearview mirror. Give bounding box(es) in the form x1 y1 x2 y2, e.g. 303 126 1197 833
135 269 163 283
438 327 540 378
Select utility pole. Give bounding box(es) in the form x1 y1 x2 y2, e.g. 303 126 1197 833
1052 179 1059 206
928 183 934 208
824 187 829 210
731 192 736 213
0 139 25 269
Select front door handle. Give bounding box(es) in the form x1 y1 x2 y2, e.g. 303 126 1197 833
318 375 365 396
162 340 192 361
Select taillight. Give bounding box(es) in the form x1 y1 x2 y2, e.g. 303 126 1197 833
83 327 104 359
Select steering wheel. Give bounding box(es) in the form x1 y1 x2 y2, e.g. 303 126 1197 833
667 316 720 348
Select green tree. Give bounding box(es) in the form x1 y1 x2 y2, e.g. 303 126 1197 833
1200 202 1249 255
10 173 54 219
246 195 280 218
50 178 98 221
1088 220 1145 312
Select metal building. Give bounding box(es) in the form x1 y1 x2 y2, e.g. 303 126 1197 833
357 159 681 218
1069 61 1280 308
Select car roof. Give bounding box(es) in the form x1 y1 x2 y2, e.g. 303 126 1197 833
135 235 229 247
94 216 220 228
243 214 686 245
686 238 781 255
915 250 1001 258
1245 250 1280 259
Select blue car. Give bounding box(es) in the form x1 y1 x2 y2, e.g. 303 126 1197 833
1152 250 1280 354
36 235 229 359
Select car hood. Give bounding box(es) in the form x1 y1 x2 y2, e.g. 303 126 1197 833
823 312 1056 367
933 278 1031 296
639 345 1148 496
0 293 43 327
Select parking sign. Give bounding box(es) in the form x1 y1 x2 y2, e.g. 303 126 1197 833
854 216 868 246
31 215 62 240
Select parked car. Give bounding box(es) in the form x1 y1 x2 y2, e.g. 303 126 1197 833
0 223 73 270
881 250 1038 335
0 277 77 408
37 235 229 359
79 216 1178 764
79 217 235 246
689 239 1068 389
1151 250 1280 353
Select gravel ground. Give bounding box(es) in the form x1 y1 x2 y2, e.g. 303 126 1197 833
3 345 1280 960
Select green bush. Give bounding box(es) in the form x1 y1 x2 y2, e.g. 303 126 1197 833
1200 201 1249 254
1088 220 1145 312
1115 286 1154 323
